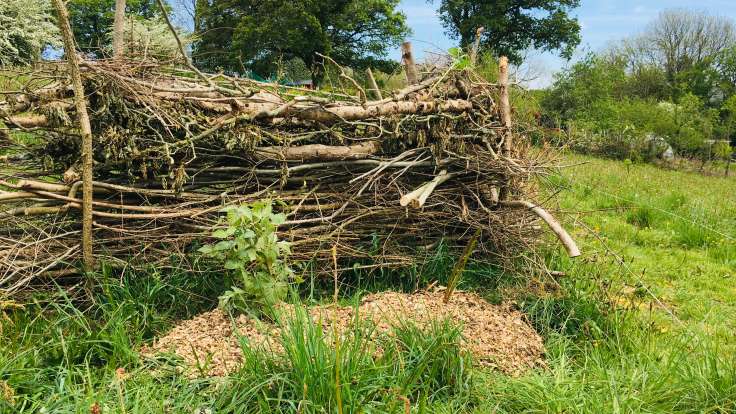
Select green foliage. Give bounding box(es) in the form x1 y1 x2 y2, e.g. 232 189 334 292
626 205 661 228
68 0 159 54
192 0 410 84
432 0 581 64
542 53 728 159
447 47 471 70
199 201 293 315
0 0 60 66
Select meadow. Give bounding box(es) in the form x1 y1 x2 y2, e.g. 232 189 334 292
1 153 735 413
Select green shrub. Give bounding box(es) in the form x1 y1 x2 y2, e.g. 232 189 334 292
199 201 293 315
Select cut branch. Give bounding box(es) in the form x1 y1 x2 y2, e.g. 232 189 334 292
52 0 95 271
501 200 581 258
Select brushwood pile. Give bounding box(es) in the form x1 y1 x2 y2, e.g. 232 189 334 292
0 59 561 294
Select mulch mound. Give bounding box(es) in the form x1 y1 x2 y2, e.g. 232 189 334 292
142 290 545 377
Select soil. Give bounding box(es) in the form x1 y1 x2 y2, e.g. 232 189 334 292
142 290 545 377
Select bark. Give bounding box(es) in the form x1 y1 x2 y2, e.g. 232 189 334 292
256 141 381 162
499 56 513 156
52 0 95 271
287 99 473 124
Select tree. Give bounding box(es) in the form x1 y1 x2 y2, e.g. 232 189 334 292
431 0 581 64
68 0 159 55
112 0 126 58
0 0 60 66
192 0 410 84
632 10 735 83
104 16 194 60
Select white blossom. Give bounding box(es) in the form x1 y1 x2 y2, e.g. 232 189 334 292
0 0 60 67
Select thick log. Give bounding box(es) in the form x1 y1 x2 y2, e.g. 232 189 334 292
470 27 485 64
256 141 381 162
287 99 473 123
7 114 48 128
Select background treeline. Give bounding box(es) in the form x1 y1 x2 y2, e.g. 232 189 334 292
541 10 736 166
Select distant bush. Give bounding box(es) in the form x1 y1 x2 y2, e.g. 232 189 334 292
539 50 735 165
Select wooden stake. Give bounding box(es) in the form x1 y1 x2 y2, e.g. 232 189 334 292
499 56 513 157
112 0 126 58
52 0 95 271
401 41 418 85
469 27 484 64
365 68 382 100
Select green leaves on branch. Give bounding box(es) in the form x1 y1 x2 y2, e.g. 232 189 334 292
448 47 471 70
198 201 293 316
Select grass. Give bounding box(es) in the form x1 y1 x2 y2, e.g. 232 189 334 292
2 152 736 412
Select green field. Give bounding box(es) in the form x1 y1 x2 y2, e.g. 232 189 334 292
1 154 735 413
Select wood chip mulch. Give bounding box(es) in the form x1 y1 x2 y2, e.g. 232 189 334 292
141 290 545 377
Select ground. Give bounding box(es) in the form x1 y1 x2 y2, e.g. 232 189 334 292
1 153 735 412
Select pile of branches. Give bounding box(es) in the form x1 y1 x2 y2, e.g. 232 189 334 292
0 58 576 295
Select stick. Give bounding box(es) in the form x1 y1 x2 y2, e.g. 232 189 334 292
400 170 453 208
52 0 95 271
501 200 581 258
401 41 418 85
444 228 480 303
154 0 234 95
365 68 382 100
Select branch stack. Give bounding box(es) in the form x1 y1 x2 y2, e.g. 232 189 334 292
0 59 566 295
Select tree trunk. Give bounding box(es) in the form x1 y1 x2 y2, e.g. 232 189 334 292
51 0 95 271
113 0 126 58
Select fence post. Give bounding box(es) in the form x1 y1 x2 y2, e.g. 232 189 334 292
499 56 513 157
401 41 418 85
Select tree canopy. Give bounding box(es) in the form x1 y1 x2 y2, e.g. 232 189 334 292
192 0 410 84
431 0 581 64
68 0 159 54
0 0 60 66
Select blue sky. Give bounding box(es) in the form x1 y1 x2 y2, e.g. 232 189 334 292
396 0 736 87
